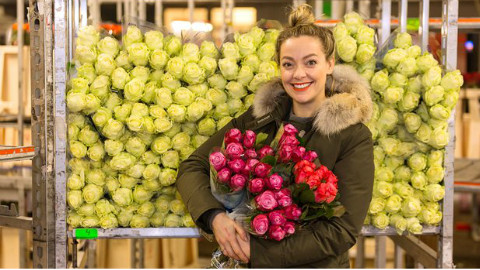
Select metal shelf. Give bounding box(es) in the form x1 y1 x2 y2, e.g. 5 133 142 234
68 228 201 239
361 225 441 236
0 146 35 162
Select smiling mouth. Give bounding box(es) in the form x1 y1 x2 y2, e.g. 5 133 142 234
291 82 312 92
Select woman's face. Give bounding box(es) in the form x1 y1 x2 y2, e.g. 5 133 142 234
279 36 335 110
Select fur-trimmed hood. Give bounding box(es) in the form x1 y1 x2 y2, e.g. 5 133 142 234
252 64 373 136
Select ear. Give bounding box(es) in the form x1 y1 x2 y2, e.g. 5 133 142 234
326 57 335 75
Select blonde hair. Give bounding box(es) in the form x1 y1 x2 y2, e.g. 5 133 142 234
276 4 335 63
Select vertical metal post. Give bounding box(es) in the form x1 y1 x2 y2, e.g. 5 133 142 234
394 244 405 268
314 0 323 19
227 0 234 35
380 0 391 46
375 236 387 268
124 0 129 24
80 0 87 27
54 0 68 267
188 0 194 24
331 0 344 19
139 0 146 21
439 1 458 267
419 0 430 53
116 0 122 23
359 0 371 18
345 0 354 13
355 236 365 268
399 0 408 32
220 0 226 42
155 0 162 26
132 0 138 20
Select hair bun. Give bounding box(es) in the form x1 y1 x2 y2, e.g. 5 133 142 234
288 4 316 27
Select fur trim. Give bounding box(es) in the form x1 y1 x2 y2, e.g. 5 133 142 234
252 64 373 136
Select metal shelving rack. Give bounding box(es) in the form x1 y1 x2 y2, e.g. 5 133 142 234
24 0 466 268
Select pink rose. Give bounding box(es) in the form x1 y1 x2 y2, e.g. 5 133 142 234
209 151 227 171
292 146 306 163
268 210 286 226
242 158 260 175
284 204 302 221
278 145 294 163
303 150 318 162
227 158 245 174
258 145 274 159
268 225 286 241
266 173 284 191
277 196 293 208
253 162 272 178
230 174 247 191
281 135 300 147
283 221 296 235
217 167 232 184
244 149 258 159
243 130 256 149
274 188 291 200
224 128 243 145
251 214 269 236
248 178 265 194
225 142 244 159
283 124 298 136
254 190 278 211
327 173 338 184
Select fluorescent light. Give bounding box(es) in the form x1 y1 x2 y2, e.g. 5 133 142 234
171 20 213 36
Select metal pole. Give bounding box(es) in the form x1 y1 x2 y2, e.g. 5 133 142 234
80 0 88 27
399 0 408 32
188 0 194 24
331 0 344 20
439 1 458 266
375 236 387 268
419 0 430 53
314 0 323 19
355 236 365 268
359 0 371 18
117 0 122 22
380 0 392 47
394 244 405 268
132 0 138 20
220 0 226 42
155 0 162 26
346 0 354 13
139 0 146 21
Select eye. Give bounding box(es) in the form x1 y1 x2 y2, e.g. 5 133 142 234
306 59 317 66
282 62 293 68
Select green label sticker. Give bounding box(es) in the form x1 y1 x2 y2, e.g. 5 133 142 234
75 228 98 239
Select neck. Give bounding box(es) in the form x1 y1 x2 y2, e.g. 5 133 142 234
292 95 326 118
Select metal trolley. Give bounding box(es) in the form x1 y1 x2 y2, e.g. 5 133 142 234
2 0 463 268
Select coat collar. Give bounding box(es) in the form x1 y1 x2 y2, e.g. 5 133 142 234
252 64 373 136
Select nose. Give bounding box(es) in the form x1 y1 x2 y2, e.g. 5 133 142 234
293 66 307 80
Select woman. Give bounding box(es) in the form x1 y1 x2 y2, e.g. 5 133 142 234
176 4 374 268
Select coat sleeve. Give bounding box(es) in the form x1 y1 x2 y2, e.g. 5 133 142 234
250 124 374 268
176 109 253 232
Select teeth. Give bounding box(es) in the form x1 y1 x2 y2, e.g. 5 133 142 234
293 83 311 89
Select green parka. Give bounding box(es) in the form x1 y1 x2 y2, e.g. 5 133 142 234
176 64 375 268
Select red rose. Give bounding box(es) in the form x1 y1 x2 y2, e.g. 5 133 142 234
209 151 227 171
306 174 321 189
314 182 337 203
243 130 256 149
227 158 246 174
258 145 274 159
266 173 284 191
314 165 329 180
303 150 318 162
224 128 243 145
244 149 258 159
274 188 291 200
225 142 244 159
283 124 298 136
217 167 232 184
284 204 302 221
254 190 278 211
230 174 248 191
253 162 272 178
279 135 300 149
248 178 266 194
277 196 293 208
278 145 294 163
268 210 286 226
292 146 306 162
268 225 286 241
326 172 338 184
251 214 269 236
242 158 260 175
283 221 296 235
293 160 316 176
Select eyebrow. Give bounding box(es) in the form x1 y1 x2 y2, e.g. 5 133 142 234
281 53 318 61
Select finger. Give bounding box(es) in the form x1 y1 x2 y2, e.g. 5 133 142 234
223 243 239 261
233 222 248 242
229 237 248 262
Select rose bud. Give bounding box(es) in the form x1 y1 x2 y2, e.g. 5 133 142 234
268 210 286 226
283 221 296 235
274 188 291 200
268 225 286 241
230 174 248 191
243 130 256 149
254 190 278 211
258 145 274 159
253 162 272 178
217 167 232 184
242 158 260 175
244 149 258 159
277 196 293 208
266 173 284 190
292 146 306 163
278 145 294 163
224 128 243 145
284 204 302 221
251 214 269 236
283 124 298 136
303 150 318 162
227 158 246 174
225 142 244 159
209 151 227 171
248 178 266 194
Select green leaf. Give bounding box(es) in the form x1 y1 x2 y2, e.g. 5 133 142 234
332 205 346 217
255 133 269 147
260 155 277 166
270 124 285 150
299 189 316 204
296 134 306 147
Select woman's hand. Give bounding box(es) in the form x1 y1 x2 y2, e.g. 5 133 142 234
236 232 250 261
212 212 249 263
